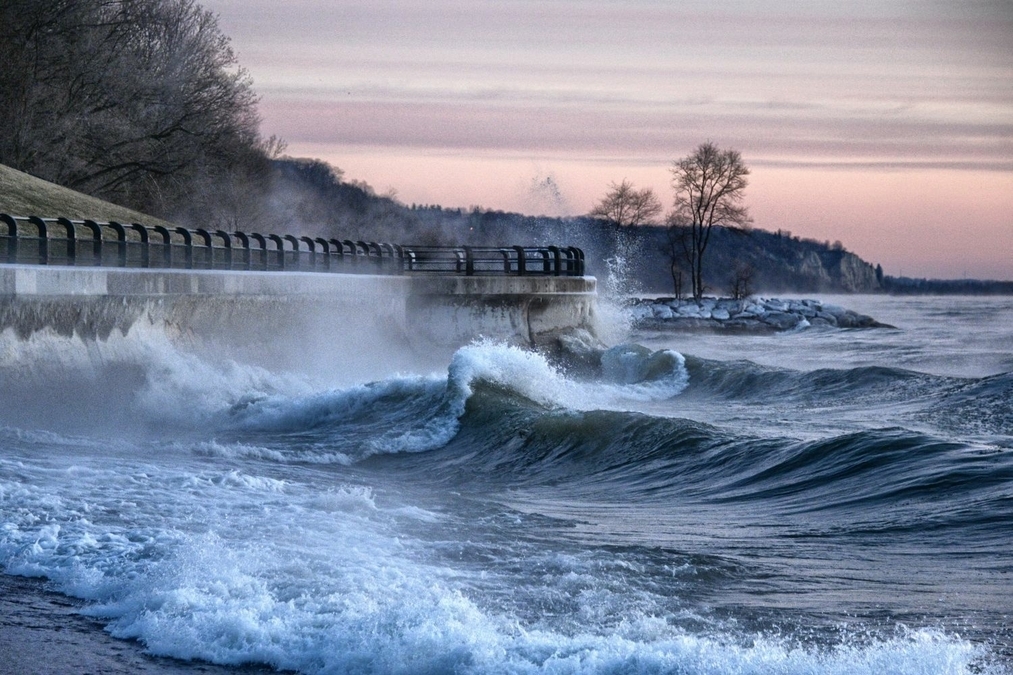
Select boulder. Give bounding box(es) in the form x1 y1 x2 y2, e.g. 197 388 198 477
760 311 801 331
652 304 675 320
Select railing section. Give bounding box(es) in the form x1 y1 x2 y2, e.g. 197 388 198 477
0 215 585 277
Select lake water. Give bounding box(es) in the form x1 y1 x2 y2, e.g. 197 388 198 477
1 294 1011 674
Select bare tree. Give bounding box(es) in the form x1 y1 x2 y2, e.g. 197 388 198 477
589 179 663 228
663 218 691 298
0 0 265 218
728 262 754 300
670 142 752 299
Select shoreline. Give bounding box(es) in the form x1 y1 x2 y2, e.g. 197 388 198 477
0 574 273 674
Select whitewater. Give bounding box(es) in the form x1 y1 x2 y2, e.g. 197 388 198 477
1 294 1011 674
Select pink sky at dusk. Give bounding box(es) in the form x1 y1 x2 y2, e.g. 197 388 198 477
203 0 1012 280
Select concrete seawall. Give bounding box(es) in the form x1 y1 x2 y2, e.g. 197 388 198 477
0 265 597 357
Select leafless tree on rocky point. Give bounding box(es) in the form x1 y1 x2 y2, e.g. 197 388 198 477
670 142 752 300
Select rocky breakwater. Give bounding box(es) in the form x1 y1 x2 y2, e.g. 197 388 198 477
630 297 891 332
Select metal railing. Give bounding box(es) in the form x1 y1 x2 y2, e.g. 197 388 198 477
0 215 585 277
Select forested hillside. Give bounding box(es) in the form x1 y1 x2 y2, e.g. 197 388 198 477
0 0 272 224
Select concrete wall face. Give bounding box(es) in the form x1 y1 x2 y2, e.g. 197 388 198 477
0 266 597 352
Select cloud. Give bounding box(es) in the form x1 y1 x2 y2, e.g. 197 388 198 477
261 97 1013 170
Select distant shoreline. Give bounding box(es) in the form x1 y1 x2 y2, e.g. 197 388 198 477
881 277 1013 295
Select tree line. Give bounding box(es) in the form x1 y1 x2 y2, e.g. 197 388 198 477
0 0 276 225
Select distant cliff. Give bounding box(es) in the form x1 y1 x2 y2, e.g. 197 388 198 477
624 225 882 295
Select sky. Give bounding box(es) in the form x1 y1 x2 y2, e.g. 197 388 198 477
203 0 1013 280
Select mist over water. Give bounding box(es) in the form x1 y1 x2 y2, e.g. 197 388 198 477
1 295 1011 674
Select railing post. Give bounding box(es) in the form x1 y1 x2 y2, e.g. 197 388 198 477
130 223 149 267
176 227 193 269
234 232 251 270
215 230 233 268
315 238 330 271
340 240 355 270
299 236 316 269
152 226 171 267
268 234 285 269
107 222 127 266
28 216 48 264
83 220 102 266
150 226 169 267
379 243 395 273
539 248 551 275
57 218 77 265
195 229 213 269
283 235 300 270
513 245 526 275
334 238 350 269
547 246 560 276
361 241 377 271
1 214 17 263
392 244 405 274
250 233 268 270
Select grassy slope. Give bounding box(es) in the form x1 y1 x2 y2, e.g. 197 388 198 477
0 163 174 227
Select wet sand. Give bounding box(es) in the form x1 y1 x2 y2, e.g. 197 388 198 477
0 575 275 674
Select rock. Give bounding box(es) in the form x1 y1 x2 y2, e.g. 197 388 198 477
815 311 839 326
763 299 787 312
715 299 741 312
820 304 849 319
835 311 880 328
629 296 888 333
760 311 801 330
652 305 674 320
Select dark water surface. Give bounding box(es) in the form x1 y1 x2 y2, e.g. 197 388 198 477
1 295 1011 673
